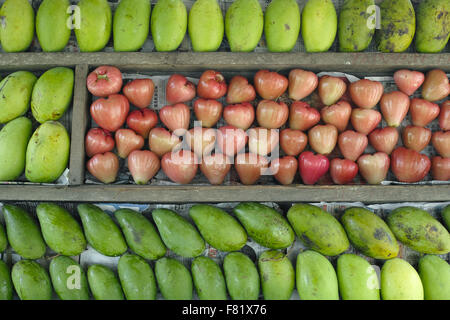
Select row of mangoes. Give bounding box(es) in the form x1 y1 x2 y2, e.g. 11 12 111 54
1 0 449 53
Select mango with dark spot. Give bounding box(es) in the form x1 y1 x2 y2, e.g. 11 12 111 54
224 252 260 300
419 255 450 300
155 257 193 300
258 250 295 300
117 254 157 300
415 0 450 53
442 205 450 230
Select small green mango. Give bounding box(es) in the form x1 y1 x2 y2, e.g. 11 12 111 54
443 205 450 230
155 257 193 300
87 264 124 300
381 258 424 300
415 0 450 53
12 260 52 300
36 0 71 52
49 256 89 300
0 0 34 52
191 256 227 300
0 260 12 300
118 254 157 300
258 250 295 300
223 252 260 300
418 255 450 300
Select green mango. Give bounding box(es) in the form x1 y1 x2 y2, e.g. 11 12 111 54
87 264 124 300
155 257 193 300
419 255 450 300
191 256 227 300
0 0 34 52
258 250 294 300
337 254 380 300
223 252 260 300
338 0 375 52
49 256 89 300
3 204 46 259
341 207 399 260
287 204 349 256
0 223 7 253
75 0 112 52
31 67 74 123
301 0 337 52
376 0 415 52
0 260 12 300
115 208 166 260
225 0 263 52
25 121 70 183
77 204 127 257
12 260 52 300
118 254 157 300
152 208 205 258
0 71 37 124
36 0 71 52
387 206 450 254
151 0 187 52
381 258 424 300
264 0 300 52
189 204 247 252
36 203 86 256
188 0 224 52
443 205 450 230
416 0 450 53
0 117 32 181
233 202 294 249
113 0 150 52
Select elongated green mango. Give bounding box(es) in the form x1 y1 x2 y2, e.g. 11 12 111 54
49 256 89 300
36 0 71 52
87 264 124 300
0 260 12 300
155 257 193 300
443 205 450 230
118 254 157 300
191 256 227 300
0 0 34 52
224 252 260 300
419 255 450 300
0 117 32 181
25 121 70 183
12 260 52 300
259 250 294 300
0 223 6 253
0 71 37 124
416 0 450 53
381 258 424 300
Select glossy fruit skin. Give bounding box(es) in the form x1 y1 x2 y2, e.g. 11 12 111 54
87 152 119 184
223 102 255 130
381 258 424 300
308 124 338 155
439 100 450 131
351 108 382 135
159 103 190 133
320 100 352 132
259 250 295 300
226 76 256 104
12 260 52 301
193 99 223 128
128 150 160 185
330 158 358 185
393 69 425 96
432 131 450 158
349 79 384 109
117 254 157 300
200 153 231 185
155 257 193 300
271 156 298 185
431 156 450 181
248 127 279 156
87 66 123 97
338 130 368 162
298 151 330 185
380 91 410 127
87 265 124 300
318 76 347 106
368 127 399 155
402 126 431 152
223 252 260 300
148 127 181 157
422 69 450 102
36 0 71 52
216 126 248 157
289 69 318 101
166 74 196 104
289 101 320 131
418 255 450 300
254 70 288 100
126 109 158 139
280 129 307 156
90 94 130 132
197 70 227 99
123 79 155 108
256 100 289 129
0 0 34 52
410 98 440 127
390 147 431 183
115 129 144 159
357 152 390 185
49 256 89 300
234 152 269 185
161 150 198 184
191 257 227 300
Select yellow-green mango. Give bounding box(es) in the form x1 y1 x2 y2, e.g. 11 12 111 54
118 254 157 300
188 0 224 52
0 0 34 52
87 264 124 300
337 254 380 300
443 205 450 230
31 67 74 123
155 257 193 300
381 258 424 300
387 206 450 254
258 250 295 300
0 223 6 253
12 260 52 300
223 252 260 300
113 0 151 52
36 0 71 52
301 0 337 52
151 0 187 52
225 0 263 52
376 0 415 52
287 204 349 256
191 256 227 300
0 71 37 124
418 255 450 300
49 256 89 300
0 117 32 181
25 121 70 183
0 260 12 300
415 0 450 53
75 0 112 52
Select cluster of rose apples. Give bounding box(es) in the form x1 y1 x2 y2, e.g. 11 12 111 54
84 65 450 185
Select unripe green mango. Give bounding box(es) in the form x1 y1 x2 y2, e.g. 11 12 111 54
287 204 349 256
191 256 227 300
264 0 300 52
25 121 70 183
301 0 337 52
152 208 205 258
416 0 450 53
223 252 260 300
0 117 32 181
341 207 399 259
36 0 71 52
36 203 86 256
225 0 263 52
0 0 34 52
376 0 415 52
3 204 46 260
381 258 424 300
443 205 450 230
337 254 380 300
387 206 450 254
233 202 294 249
77 204 127 257
31 67 74 123
155 257 193 300
118 254 157 300
12 260 52 300
188 0 224 52
113 0 150 52
338 0 375 52
0 223 6 253
189 204 247 252
49 256 89 300
0 71 37 124
0 261 12 300
75 0 112 52
258 250 294 300
151 0 187 52
87 264 124 300
419 255 450 300
115 208 166 260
